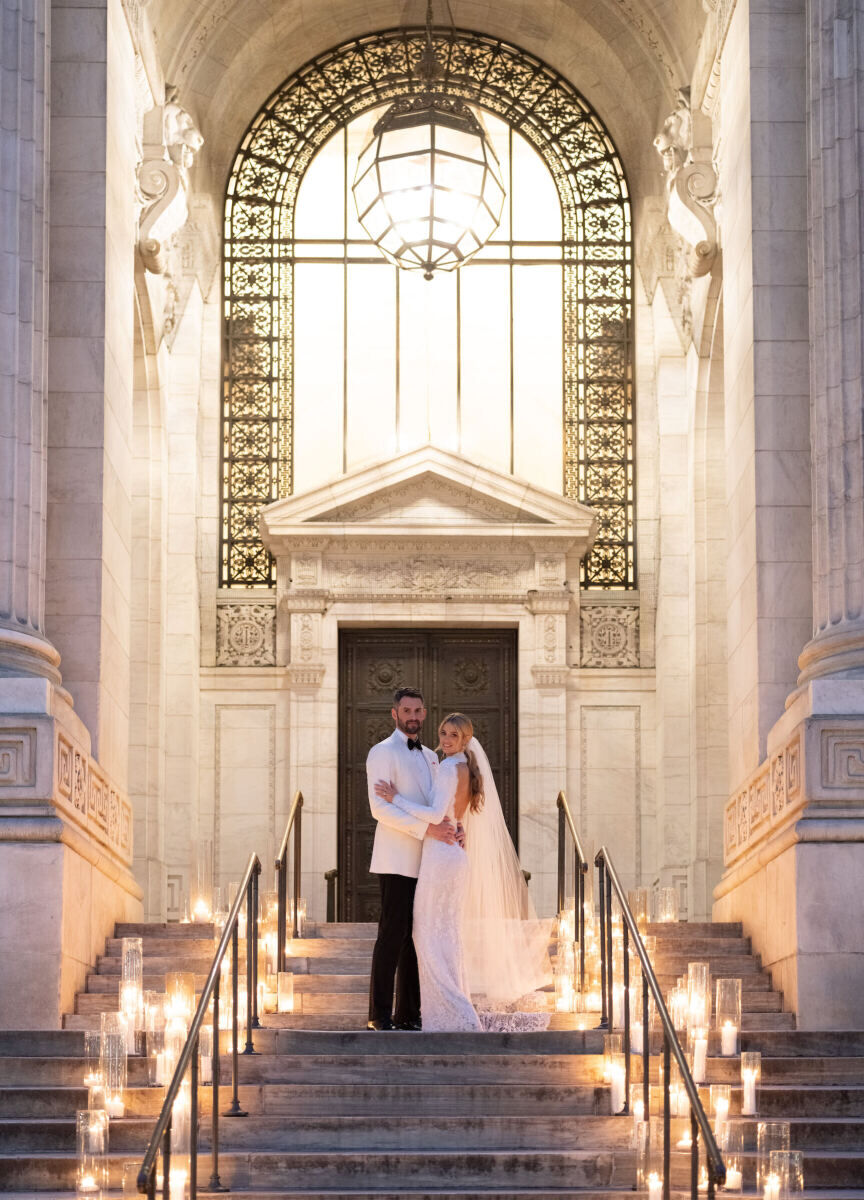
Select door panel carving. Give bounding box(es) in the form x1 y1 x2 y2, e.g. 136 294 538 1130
338 629 518 922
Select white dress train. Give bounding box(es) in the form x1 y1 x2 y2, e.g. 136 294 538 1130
393 751 549 1033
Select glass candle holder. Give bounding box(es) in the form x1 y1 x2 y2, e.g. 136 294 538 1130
191 839 214 922
716 977 742 1057
88 1082 107 1113
757 1121 790 1194
629 1081 647 1129
687 961 712 1034
627 887 650 930
722 1118 746 1191
667 983 688 1034
198 1024 213 1084
100 1012 128 1118
710 1083 731 1137
603 1033 622 1082
277 971 295 1013
630 985 644 1054
165 972 195 1023
769 1149 804 1199
741 1051 762 1116
77 1108 108 1198
84 1030 103 1088
654 885 679 923
689 1026 709 1084
609 1051 626 1114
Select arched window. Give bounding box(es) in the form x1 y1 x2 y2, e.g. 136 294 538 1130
222 29 633 589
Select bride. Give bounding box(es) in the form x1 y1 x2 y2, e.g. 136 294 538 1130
375 712 552 1032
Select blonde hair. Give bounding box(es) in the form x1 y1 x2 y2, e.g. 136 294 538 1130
438 712 484 813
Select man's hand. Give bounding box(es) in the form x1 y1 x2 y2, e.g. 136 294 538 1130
426 818 458 845
374 780 396 803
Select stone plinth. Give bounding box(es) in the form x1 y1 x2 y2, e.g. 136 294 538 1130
714 681 864 1029
0 678 142 1028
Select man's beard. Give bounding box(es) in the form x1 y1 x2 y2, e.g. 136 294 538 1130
396 716 423 735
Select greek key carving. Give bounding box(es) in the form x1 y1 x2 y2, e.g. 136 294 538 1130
0 729 36 786
821 731 864 787
216 601 276 666
580 606 640 668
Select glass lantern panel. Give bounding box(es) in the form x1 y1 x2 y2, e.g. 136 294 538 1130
379 153 432 192
379 122 432 156
295 126 346 240
433 154 484 194
361 199 391 240
482 172 506 217
352 168 380 218
346 264 397 471
513 264 563 490
388 188 434 223
293 263 344 493
380 227 407 255
434 122 484 161
459 264 511 473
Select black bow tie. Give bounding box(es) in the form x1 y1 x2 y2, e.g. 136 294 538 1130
407 737 423 751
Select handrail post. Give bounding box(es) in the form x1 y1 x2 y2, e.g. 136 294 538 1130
162 1119 171 1200
597 859 608 1030
243 875 256 1054
577 861 586 994
251 863 260 1029
663 1035 671 1200
642 972 650 1117
276 845 287 974
226 924 247 1116
690 1110 699 1198
292 796 302 939
605 871 613 1031
325 868 338 923
189 1032 198 1200
557 797 565 915
622 918 630 1114
208 976 226 1191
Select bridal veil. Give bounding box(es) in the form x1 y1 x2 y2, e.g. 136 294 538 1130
461 737 554 1006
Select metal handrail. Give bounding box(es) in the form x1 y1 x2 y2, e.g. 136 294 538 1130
595 846 726 1199
556 791 589 991
137 852 262 1200
276 791 303 969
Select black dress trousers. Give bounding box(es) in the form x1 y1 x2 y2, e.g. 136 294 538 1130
368 873 421 1024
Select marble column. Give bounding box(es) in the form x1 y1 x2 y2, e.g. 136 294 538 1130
0 0 60 684
797 0 864 684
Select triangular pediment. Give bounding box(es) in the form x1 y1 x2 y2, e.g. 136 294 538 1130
260 446 597 556
265 445 594 526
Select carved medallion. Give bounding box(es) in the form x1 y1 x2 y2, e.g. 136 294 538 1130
367 659 404 696
452 658 489 696
216 602 276 667
580 606 639 668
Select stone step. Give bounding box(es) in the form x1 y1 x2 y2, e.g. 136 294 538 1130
646 921 744 937
2 1147 862 1192
0 1081 610 1119
83 972 378 994
0 1113 639 1153
1 1192 861 1200
115 922 217 938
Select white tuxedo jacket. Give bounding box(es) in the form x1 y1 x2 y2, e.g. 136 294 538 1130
367 730 439 877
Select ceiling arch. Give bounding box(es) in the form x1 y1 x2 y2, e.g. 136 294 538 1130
144 0 699 210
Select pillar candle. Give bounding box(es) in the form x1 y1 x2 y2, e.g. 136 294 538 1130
742 1069 757 1115
721 1021 738 1056
692 1036 708 1083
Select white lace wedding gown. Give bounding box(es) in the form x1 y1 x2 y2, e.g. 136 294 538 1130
392 751 550 1033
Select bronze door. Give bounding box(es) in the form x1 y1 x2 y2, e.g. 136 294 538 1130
338 628 518 922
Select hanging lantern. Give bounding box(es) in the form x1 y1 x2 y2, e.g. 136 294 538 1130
352 8 505 279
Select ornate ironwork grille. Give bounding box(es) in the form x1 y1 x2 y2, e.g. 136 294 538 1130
223 28 634 589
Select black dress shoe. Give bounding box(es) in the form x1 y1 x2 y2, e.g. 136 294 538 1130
395 1019 422 1031
366 1017 396 1031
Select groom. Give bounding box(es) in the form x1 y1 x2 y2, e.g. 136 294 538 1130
366 686 461 1031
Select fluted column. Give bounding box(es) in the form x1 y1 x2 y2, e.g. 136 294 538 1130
0 0 60 683
798 0 864 684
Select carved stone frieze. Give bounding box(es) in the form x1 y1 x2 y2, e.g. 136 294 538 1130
324 556 532 595
580 606 640 668
216 601 276 667
821 730 864 788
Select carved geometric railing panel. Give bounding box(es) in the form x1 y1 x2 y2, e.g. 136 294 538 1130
223 28 634 589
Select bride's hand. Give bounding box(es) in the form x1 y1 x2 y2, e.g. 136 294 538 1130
375 779 396 803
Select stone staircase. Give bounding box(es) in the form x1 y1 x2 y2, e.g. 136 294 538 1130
1 920 863 1197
